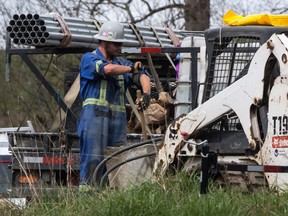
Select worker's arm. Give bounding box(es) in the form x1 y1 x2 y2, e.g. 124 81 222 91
104 61 143 76
104 64 132 76
139 74 151 94
139 74 151 110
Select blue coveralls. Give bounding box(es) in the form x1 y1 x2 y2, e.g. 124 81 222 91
77 48 145 186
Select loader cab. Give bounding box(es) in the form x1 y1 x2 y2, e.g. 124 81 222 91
202 25 288 104
195 25 288 154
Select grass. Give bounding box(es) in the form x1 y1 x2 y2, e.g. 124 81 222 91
2 172 288 216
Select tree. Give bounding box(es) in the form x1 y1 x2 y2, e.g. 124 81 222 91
184 0 210 30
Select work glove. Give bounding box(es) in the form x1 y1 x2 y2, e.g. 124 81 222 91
130 61 143 75
141 93 151 110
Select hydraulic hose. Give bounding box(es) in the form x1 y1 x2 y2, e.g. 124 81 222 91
92 137 162 184
99 152 156 187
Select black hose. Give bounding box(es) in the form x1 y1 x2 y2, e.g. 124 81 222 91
100 152 156 187
92 137 162 184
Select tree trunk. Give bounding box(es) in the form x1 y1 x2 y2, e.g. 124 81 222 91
184 0 210 31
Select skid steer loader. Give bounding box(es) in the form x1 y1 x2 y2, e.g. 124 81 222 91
154 25 288 193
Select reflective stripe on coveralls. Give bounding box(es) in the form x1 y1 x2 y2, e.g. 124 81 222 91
82 75 126 112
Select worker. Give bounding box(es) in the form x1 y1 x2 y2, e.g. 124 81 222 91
77 21 151 191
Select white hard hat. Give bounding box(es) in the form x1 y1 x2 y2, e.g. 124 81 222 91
94 21 125 43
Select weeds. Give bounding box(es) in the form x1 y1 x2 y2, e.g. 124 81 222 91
2 172 285 216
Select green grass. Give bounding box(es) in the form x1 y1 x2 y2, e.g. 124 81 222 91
2 173 288 216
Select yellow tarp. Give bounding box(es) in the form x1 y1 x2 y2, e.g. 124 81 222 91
222 9 288 26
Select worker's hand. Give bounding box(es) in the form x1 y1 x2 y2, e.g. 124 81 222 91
136 91 150 110
130 61 143 75
141 93 151 110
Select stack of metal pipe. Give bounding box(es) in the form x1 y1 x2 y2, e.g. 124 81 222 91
6 13 192 48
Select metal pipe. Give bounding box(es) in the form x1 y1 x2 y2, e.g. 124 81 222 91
6 26 13 32
33 25 40 32
19 38 26 44
124 28 144 36
40 25 47 32
33 25 149 45
38 19 51 26
69 41 95 48
20 14 26 20
8 13 189 48
61 16 98 24
13 14 19 20
71 37 169 48
38 38 95 48
20 26 26 33
32 38 40 45
123 28 134 35
66 22 98 30
43 32 63 40
12 26 19 32
141 35 169 44
16 20 22 27
27 14 33 20
68 22 97 30
16 32 22 38
9 20 16 26
137 25 167 33
9 31 174 48
23 32 30 38
43 32 97 44
39 14 100 25
124 28 169 40
29 32 36 38
42 25 98 35
9 32 15 38
125 34 137 40
13 38 19 44
41 25 62 32
39 37 45 44
33 14 40 20
23 19 29 26
27 38 33 45
27 26 33 32
122 33 173 46
40 19 98 31
123 40 146 47
142 28 187 41
39 38 61 46
69 28 98 35
37 31 43 37
123 26 175 40
70 34 95 43
30 19 36 26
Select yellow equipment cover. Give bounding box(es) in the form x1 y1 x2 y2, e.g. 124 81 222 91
222 9 288 26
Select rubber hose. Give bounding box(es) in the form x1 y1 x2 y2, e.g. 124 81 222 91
100 152 156 187
92 137 162 184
